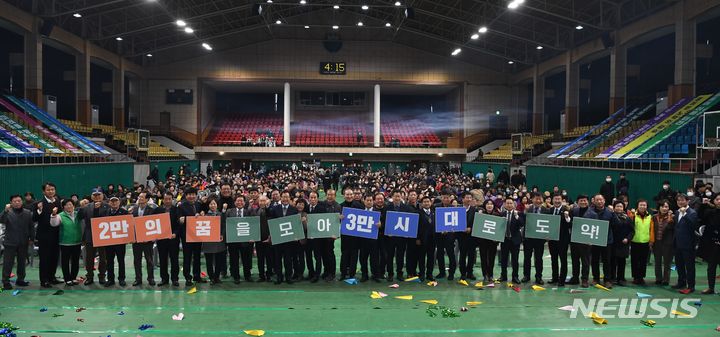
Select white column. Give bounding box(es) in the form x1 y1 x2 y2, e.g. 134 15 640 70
374 84 380 147
283 82 290 146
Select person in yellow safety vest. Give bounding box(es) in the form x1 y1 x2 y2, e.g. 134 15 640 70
630 199 654 285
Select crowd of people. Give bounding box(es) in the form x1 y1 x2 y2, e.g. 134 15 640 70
2 163 719 296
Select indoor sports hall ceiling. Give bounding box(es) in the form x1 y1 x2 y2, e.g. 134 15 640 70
7 0 674 71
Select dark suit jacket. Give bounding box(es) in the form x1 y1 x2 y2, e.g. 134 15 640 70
500 210 525 245
673 207 699 250
417 208 435 244
153 205 180 238
464 206 477 232
306 203 327 214
177 200 202 240
269 203 299 219
78 202 110 243
33 197 62 242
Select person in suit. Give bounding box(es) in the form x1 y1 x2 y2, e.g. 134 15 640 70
306 191 328 283
698 193 720 294
321 189 341 281
547 194 571 286
609 200 633 286
500 197 524 284
673 193 699 294
339 187 363 280
373 193 390 281
203 198 226 285
178 187 205 286
384 190 414 281
630 199 653 286
435 190 457 280
78 188 109 286
2 195 34 290
476 199 499 283
294 198 311 280
590 194 614 288
270 190 299 284
458 192 477 281
568 195 597 288
227 195 254 284
415 196 436 281
129 192 156 286
357 194 382 282
103 196 129 287
33 182 63 288
253 195 274 282
154 192 180 287
523 192 546 285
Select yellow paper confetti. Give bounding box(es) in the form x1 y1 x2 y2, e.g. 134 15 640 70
395 295 413 300
370 291 388 299
458 279 469 286
420 300 438 305
426 281 438 287
466 301 483 306
186 287 197 294
671 310 690 317
506 282 514 288
588 312 608 324
531 285 546 291
244 330 266 336
474 282 484 288
404 276 419 282
594 284 611 291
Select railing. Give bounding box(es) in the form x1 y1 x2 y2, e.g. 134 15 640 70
528 157 699 173
202 139 447 148
0 153 133 166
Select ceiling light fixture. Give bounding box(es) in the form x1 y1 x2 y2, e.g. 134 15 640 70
385 22 392 27
451 48 462 56
471 33 479 40
175 19 186 27
361 5 369 10
184 27 194 33
300 0 306 4
357 21 364 26
73 13 82 18
304 25 310 29
276 20 282 24
478 26 488 33
536 45 543 50
115 37 123 41
333 5 339 9
202 43 213 50
508 60 514 64
575 25 584 30
146 53 153 57
395 1 401 5
332 25 339 29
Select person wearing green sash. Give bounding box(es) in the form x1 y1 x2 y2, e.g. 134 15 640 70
50 199 83 285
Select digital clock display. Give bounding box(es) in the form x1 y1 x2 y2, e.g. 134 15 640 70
320 62 346 75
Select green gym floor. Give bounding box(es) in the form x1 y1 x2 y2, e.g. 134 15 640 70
1 249 719 337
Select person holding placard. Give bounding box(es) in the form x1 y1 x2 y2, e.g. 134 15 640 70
78 188 109 286
385 190 413 281
458 192 477 281
547 194 571 286
435 190 457 281
307 191 328 283
202 198 226 285
270 191 299 285
522 193 546 285
568 195 596 288
227 195 254 284
476 199 499 283
321 189 341 281
357 194 382 282
178 187 204 286
373 193 389 281
129 192 156 286
416 196 436 282
294 198 312 281
254 195 274 282
339 187 362 280
499 197 524 284
154 192 180 287
103 196 129 287
590 194 614 288
49 199 82 286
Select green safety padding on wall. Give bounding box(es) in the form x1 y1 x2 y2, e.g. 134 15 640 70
0 162 134 200
212 160 231 170
525 165 694 206
461 162 510 178
150 160 200 181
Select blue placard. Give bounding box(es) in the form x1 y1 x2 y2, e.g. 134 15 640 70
434 207 467 233
384 211 419 238
340 207 380 239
